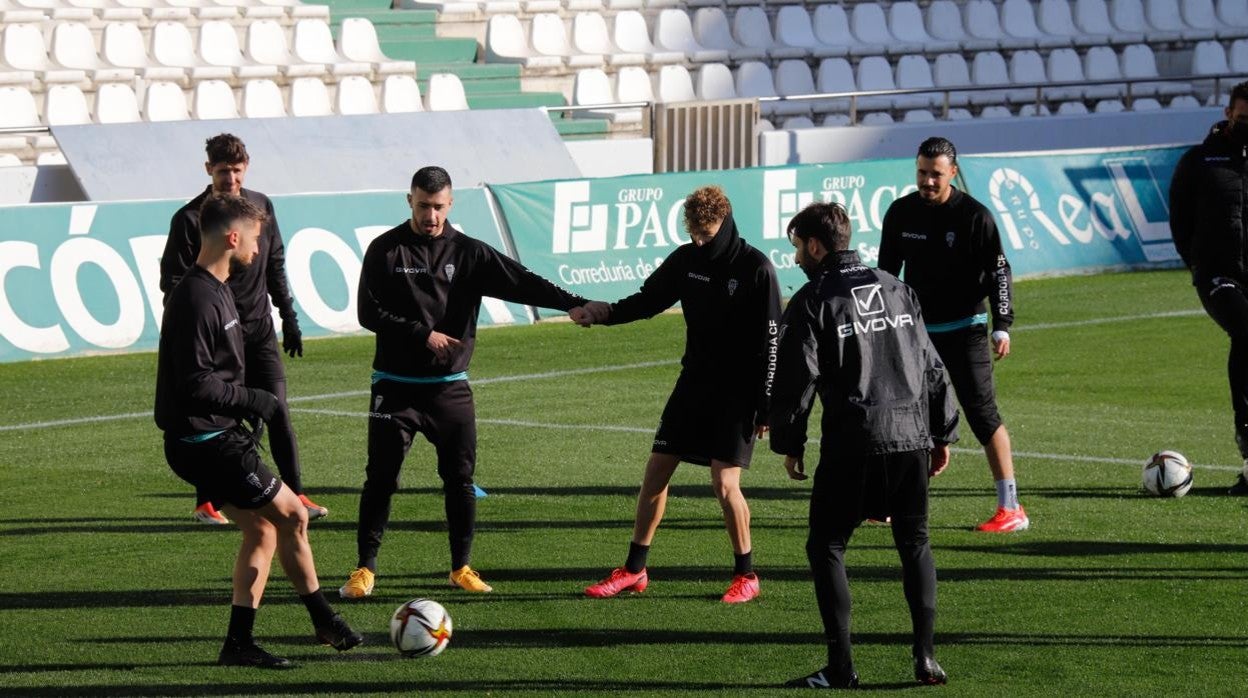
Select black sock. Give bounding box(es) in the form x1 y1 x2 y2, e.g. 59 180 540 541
624 542 649 574
733 551 754 575
227 605 256 645
300 590 336 628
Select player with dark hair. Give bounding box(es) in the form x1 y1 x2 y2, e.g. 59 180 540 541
156 193 362 669
339 165 588 598
772 201 958 688
161 133 326 526
1170 81 1248 494
878 136 1025 533
575 185 782 604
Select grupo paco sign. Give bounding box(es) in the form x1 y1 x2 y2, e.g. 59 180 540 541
492 160 918 302
0 188 529 362
959 146 1182 274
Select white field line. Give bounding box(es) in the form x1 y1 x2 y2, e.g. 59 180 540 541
1013 309 1202 332
290 408 1241 473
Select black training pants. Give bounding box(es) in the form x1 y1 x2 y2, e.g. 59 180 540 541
357 379 477 572
806 449 937 673
1197 276 1248 456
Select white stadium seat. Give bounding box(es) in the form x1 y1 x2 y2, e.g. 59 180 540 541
1083 45 1127 99
486 15 562 68
813 4 870 55
695 61 737 100
1076 0 1145 42
293 19 371 78
1121 43 1190 97
151 21 234 82
694 8 766 61
532 13 603 68
903 108 936 121
1231 38 1248 71
891 2 957 53
656 64 695 102
192 79 240 119
1111 0 1181 43
1146 0 1216 41
101 22 186 83
1018 102 1052 116
199 20 281 81
2 23 88 85
851 3 914 54
49 23 135 83
774 6 829 59
933 52 973 106
1008 49 1048 104
735 6 806 60
1001 0 1072 48
1039 0 1105 46
969 51 1015 106
340 18 417 77
95 82 141 122
426 72 469 111
0 85 40 128
289 76 332 116
1045 48 1087 100
654 9 729 63
816 56 856 114
737 60 809 116
143 81 190 121
45 84 91 125
336 75 379 115
241 78 287 117
575 12 645 66
382 74 423 113
247 19 326 78
614 11 683 64
1219 0 1248 26
781 115 815 129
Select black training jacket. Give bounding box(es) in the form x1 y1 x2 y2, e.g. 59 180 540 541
769 250 959 458
359 221 586 377
878 188 1014 333
604 213 783 423
1170 120 1248 284
161 187 297 324
154 265 255 436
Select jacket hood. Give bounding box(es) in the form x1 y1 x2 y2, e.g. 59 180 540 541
695 211 743 262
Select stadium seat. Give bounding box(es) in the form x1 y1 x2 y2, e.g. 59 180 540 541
1075 0 1145 42
816 56 857 113
1121 43 1190 97
1001 0 1072 48
654 9 729 63
860 111 894 124
522 0 562 12
44 84 91 125
693 8 765 61
381 74 422 113
735 6 806 59
904 108 937 121
736 60 808 116
1008 50 1047 105
1169 94 1202 108
1083 45 1128 99
1018 102 1052 116
290 76 332 116
774 6 830 59
192 79 240 119
1146 0 1216 40
861 54 929 109
969 51 1013 106
933 52 973 106
1095 98 1126 111
896 54 937 100
614 11 683 64
2 24 88 85
1045 47 1089 100
1231 38 1248 71
820 113 851 126
979 104 1013 118
890 2 957 54
813 4 872 56
246 19 326 79
199 20 281 81
487 15 558 68
1219 0 1248 26
575 12 645 66
781 115 815 129
293 19 371 79
535 13 604 68
695 61 737 100
1132 96 1163 109
655 65 695 102
1039 0 1104 46
776 58 839 112
927 0 990 51
100 22 184 83
566 0 604 10
573 67 640 122
851 3 917 55
336 75 379 115
151 21 234 82
1192 39 1231 74
49 23 135 84
241 78 287 117
426 72 469 111
1183 0 1240 39
616 65 654 103
143 81 190 121
1111 0 1181 42
95 82 141 122
947 106 974 119
965 0 1026 50
0 85 40 129
481 0 523 14
339 18 418 78
1057 99 1090 114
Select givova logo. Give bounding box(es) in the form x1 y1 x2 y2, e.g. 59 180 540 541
553 181 609 254
762 170 814 240
838 283 913 338
850 284 885 316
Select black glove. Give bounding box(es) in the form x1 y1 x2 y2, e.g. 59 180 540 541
243 388 282 423
282 316 303 358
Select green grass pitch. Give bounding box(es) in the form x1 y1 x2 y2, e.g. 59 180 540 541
1 269 1246 696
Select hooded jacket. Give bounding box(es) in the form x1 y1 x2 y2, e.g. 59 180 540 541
605 212 783 423
1170 120 1248 284
769 250 959 458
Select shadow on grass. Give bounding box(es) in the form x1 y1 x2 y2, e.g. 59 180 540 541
0 678 758 696
144 484 813 500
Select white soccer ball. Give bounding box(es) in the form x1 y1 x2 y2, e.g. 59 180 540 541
1142 450 1193 497
390 598 452 657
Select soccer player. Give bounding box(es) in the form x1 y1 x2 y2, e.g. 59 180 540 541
339 165 588 598
161 133 326 526
770 201 958 688
1169 80 1248 494
155 194 362 668
878 136 1026 533
575 185 782 604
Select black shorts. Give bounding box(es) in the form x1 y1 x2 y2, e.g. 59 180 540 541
810 449 929 529
929 325 1002 444
165 428 281 510
652 372 758 468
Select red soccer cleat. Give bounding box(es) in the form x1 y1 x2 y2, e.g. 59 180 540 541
298 493 328 520
584 567 648 598
975 506 1029 533
722 572 760 604
193 501 230 526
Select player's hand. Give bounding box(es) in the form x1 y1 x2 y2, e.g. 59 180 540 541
784 455 808 481
426 331 463 362
754 424 769 439
282 317 303 358
584 301 611 323
991 330 1010 361
245 388 282 423
929 443 950 477
569 306 593 327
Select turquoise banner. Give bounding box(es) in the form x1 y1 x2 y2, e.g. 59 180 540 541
958 146 1183 275
0 188 528 363
490 160 918 304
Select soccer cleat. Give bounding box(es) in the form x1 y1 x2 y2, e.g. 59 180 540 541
193 502 230 526
217 639 293 669
1229 473 1248 495
584 567 648 598
449 565 493 593
722 572 760 604
315 613 364 652
298 493 328 520
783 667 859 689
914 656 948 685
338 567 375 599
975 506 1029 533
